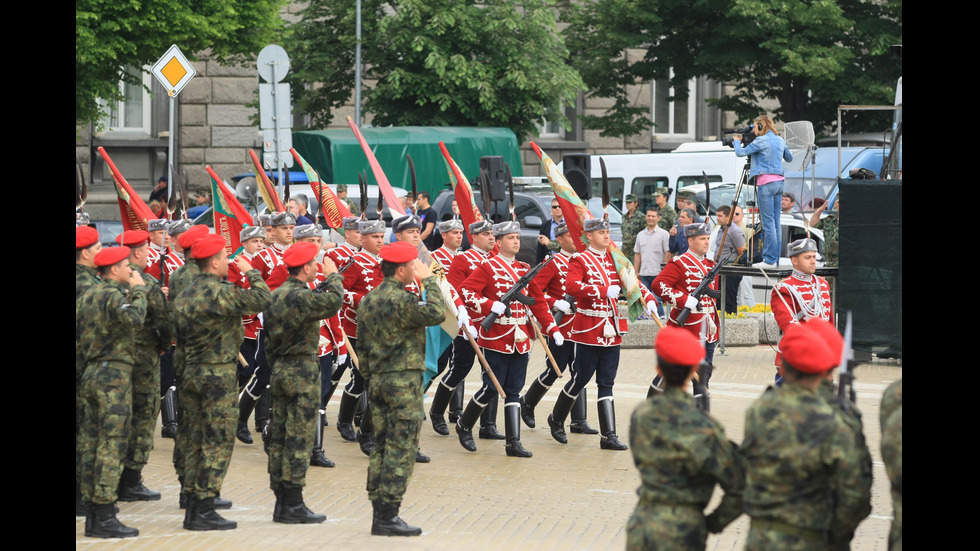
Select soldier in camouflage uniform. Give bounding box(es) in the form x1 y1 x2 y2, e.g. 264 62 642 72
619 193 646 262
263 242 344 523
114 231 174 503
740 322 871 550
880 379 901 551
173 234 271 531
76 225 102 516
810 197 839 267
359 241 446 536
654 188 676 231
77 246 147 538
627 326 744 550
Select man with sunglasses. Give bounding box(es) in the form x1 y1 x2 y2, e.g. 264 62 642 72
536 200 565 263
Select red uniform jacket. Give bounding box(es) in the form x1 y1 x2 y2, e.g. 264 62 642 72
771 270 833 366
529 250 576 334
652 252 720 343
340 250 382 339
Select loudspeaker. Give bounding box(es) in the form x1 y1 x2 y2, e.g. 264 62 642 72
480 156 507 202
563 153 592 200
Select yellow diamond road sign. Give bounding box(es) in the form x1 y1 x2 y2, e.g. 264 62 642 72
152 45 196 97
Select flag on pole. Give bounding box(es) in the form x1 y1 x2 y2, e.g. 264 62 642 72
248 149 285 213
206 166 254 256
98 147 156 231
290 148 352 229
530 142 647 322
439 142 484 243
346 116 405 217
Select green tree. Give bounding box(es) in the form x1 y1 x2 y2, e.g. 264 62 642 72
76 0 288 125
287 0 584 143
561 0 902 136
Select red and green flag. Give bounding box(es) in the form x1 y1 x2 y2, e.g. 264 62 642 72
206 166 254 256
248 149 285 213
290 148 352 229
98 146 156 231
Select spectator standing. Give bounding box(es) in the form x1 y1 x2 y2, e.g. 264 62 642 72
633 207 671 319
620 194 645 262
536 199 564 263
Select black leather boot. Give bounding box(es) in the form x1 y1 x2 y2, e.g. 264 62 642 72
86 503 138 538
569 387 599 434
336 391 359 442
353 392 368 427
358 400 375 455
371 501 422 536
455 399 485 452
519 377 550 428
117 466 161 501
184 497 237 531
428 382 454 436
415 448 431 463
310 411 335 467
479 395 505 440
275 487 326 524
161 385 178 439
503 403 532 458
448 382 464 423
647 375 664 398
254 390 270 435
236 391 256 444
548 391 576 444
597 398 628 450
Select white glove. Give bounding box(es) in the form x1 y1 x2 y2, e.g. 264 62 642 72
490 301 507 315
554 299 571 314
552 332 565 346
646 301 658 315
465 324 479 339
318 335 329 348
606 285 621 299
257 312 264 325
336 354 348 366
684 295 699 310
456 308 470 326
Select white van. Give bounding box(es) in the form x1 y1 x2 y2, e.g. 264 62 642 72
557 144 748 214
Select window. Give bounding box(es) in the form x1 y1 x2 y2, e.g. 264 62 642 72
537 108 564 139
652 73 696 139
99 67 153 134
631 177 668 213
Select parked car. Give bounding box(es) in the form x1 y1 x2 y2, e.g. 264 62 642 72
87 220 124 247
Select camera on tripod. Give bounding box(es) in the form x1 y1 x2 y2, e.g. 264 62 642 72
721 126 756 148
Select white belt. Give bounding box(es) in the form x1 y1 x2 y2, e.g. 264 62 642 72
496 316 528 325
576 308 613 318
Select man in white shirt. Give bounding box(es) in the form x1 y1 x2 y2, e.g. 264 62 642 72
633 207 671 320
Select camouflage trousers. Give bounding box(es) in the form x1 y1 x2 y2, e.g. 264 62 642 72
268 355 319 491
181 361 237 500
626 502 708 551
172 346 187 487
79 360 133 505
746 518 829 551
125 345 162 472
365 370 424 505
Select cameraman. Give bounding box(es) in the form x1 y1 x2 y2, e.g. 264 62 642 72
732 115 792 269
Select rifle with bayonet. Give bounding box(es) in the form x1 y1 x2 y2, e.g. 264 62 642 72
481 255 555 331
674 252 729 326
837 311 856 412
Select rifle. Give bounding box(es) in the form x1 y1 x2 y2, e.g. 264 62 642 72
552 293 576 325
481 255 554 331
692 360 713 412
837 311 856 412
674 252 729 326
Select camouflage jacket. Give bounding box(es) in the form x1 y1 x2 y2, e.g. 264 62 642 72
621 209 646 248
76 278 148 366
741 382 870 537
173 270 270 365
167 259 200 303
132 264 173 351
358 276 445 378
658 205 677 232
879 379 902 431
265 274 344 362
817 214 838 266
629 387 745 533
75 264 100 301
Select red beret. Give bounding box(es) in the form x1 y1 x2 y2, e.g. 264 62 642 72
178 225 210 250
94 246 131 268
655 326 705 367
780 323 836 373
283 241 319 267
76 226 99 248
806 319 843 364
379 241 418 264
190 234 227 259
115 230 149 248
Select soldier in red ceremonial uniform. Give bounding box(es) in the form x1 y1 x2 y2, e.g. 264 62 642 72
326 217 362 270
455 221 562 457
520 222 597 435
428 220 498 437
144 219 170 282
547 218 659 451
162 219 193 287
770 237 833 383
426 218 465 408
231 226 267 445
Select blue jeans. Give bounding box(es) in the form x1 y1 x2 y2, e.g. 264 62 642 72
757 179 784 264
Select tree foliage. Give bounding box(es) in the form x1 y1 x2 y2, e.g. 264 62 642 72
561 0 902 136
287 0 585 143
76 0 288 125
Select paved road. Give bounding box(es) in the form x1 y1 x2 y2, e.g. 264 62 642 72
76 344 900 550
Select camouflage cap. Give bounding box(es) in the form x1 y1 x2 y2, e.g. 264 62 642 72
95 246 130 267
625 194 638 203
272 212 297 226
167 219 193 236
683 222 711 238
76 225 99 248
676 192 696 204
787 238 818 257
554 221 569 237
438 218 464 233
469 220 493 235
652 188 671 198
293 223 320 240
492 220 521 237
148 219 169 232
583 218 610 232
336 183 348 192
358 219 386 235
780 323 835 373
342 216 360 231
393 214 422 232
240 226 266 242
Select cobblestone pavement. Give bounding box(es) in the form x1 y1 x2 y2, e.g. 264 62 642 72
76 343 900 550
